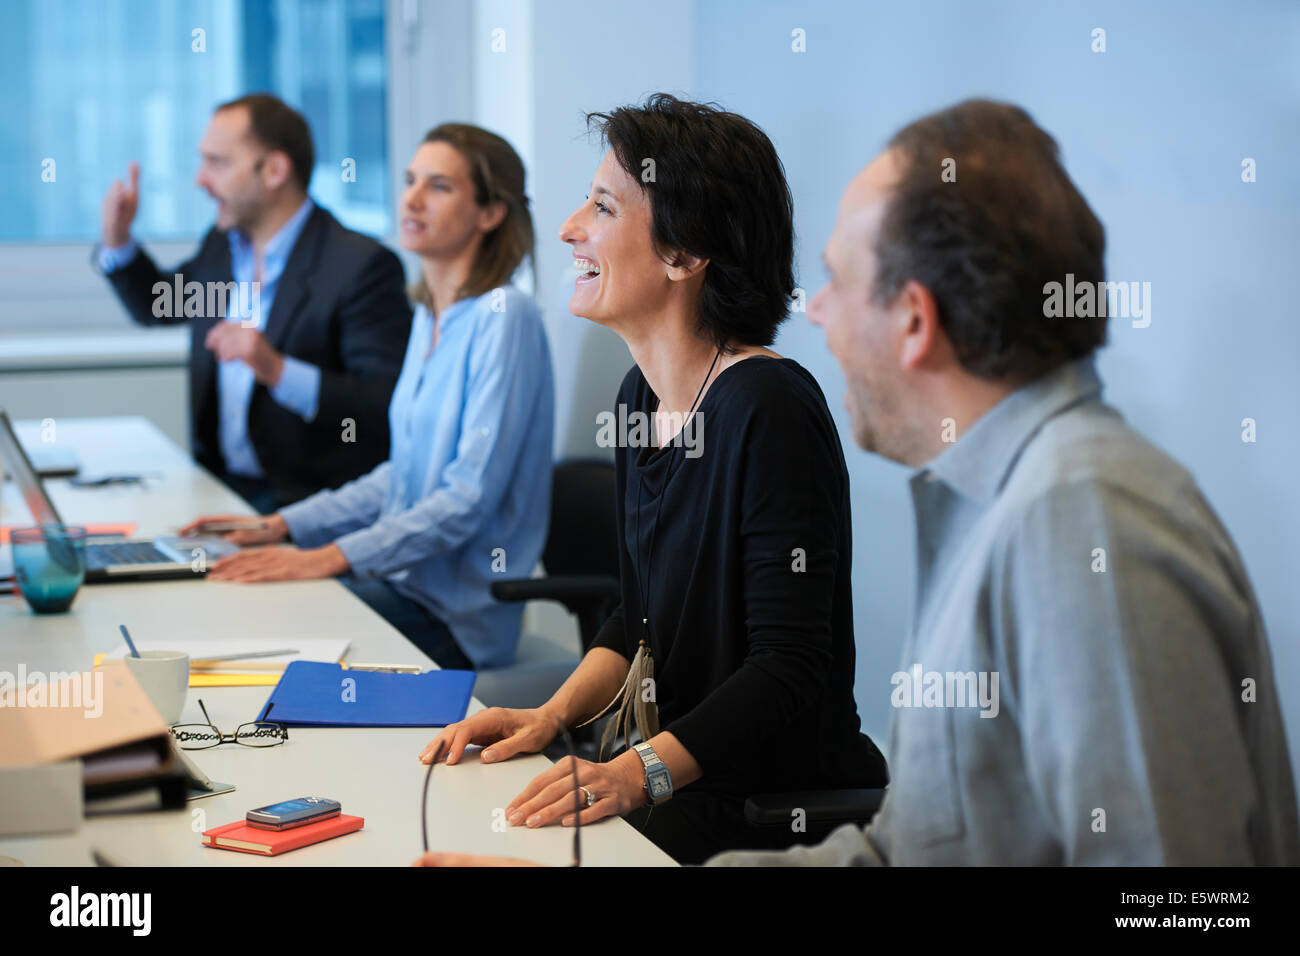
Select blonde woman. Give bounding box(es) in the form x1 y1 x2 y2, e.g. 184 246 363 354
187 125 554 670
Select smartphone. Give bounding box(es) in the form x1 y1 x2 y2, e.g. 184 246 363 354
191 520 269 534
246 797 341 831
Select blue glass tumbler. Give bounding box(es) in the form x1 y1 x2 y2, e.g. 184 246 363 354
11 525 87 613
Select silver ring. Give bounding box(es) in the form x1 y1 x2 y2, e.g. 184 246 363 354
579 786 596 807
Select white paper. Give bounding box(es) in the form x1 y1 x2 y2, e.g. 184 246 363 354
105 637 351 674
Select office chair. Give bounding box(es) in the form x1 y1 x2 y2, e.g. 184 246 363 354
473 459 620 710
744 736 889 844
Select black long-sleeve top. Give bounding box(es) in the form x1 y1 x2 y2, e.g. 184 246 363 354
591 357 888 797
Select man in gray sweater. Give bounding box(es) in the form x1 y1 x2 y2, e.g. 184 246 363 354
709 100 1299 866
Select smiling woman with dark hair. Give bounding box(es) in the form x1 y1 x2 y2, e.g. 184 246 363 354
417 94 887 865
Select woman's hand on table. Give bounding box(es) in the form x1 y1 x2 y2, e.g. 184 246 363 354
205 543 349 582
419 707 560 766
505 751 646 829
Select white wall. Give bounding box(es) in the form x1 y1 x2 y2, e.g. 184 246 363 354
487 0 697 458
685 0 1300 780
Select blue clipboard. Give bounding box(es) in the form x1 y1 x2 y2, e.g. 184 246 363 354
257 661 476 727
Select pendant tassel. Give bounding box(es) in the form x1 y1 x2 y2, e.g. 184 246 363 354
578 639 658 759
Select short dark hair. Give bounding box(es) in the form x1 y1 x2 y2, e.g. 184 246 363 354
875 99 1107 380
216 93 315 193
587 94 795 352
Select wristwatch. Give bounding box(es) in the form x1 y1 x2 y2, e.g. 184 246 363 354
633 741 673 805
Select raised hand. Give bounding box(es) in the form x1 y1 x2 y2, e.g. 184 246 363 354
102 161 140 248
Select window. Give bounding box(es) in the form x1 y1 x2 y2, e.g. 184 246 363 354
1 0 390 244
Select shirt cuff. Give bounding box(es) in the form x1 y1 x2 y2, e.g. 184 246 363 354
270 355 321 421
333 526 390 579
97 239 138 273
279 495 329 549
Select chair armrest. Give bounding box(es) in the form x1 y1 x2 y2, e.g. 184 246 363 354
744 788 887 828
491 575 619 605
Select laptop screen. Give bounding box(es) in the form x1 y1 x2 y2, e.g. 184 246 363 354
0 409 64 526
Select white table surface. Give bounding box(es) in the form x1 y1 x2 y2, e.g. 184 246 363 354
0 417 674 867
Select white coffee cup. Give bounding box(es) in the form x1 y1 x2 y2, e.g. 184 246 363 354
124 651 190 725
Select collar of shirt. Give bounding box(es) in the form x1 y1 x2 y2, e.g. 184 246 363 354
914 355 1104 504
227 196 315 281
414 292 491 345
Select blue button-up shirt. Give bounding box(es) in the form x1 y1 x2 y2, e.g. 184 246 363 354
279 287 556 668
218 197 320 476
99 197 322 478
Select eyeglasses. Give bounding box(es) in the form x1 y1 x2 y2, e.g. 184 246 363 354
421 719 582 867
169 699 289 750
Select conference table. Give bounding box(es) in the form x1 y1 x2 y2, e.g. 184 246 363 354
0 417 675 867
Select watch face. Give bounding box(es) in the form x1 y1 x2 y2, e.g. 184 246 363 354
650 776 671 797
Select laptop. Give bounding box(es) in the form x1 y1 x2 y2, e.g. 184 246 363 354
0 409 238 582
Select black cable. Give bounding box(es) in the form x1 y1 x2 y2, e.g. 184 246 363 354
419 726 582 866
420 740 444 854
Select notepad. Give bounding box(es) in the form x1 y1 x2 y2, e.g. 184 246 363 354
202 814 364 856
258 661 475 727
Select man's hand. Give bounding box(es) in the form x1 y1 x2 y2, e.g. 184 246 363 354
205 322 285 386
206 544 348 582
102 161 140 248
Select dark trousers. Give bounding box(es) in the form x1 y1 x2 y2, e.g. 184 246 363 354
338 575 473 671
215 470 280 516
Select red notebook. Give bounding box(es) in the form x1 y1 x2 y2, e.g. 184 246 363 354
202 814 364 855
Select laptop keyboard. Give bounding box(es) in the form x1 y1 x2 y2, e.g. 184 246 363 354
86 541 172 571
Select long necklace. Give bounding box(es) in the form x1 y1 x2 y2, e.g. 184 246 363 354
634 347 723 645
580 347 723 756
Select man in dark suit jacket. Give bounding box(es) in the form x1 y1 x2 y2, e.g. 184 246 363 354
96 93 411 511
